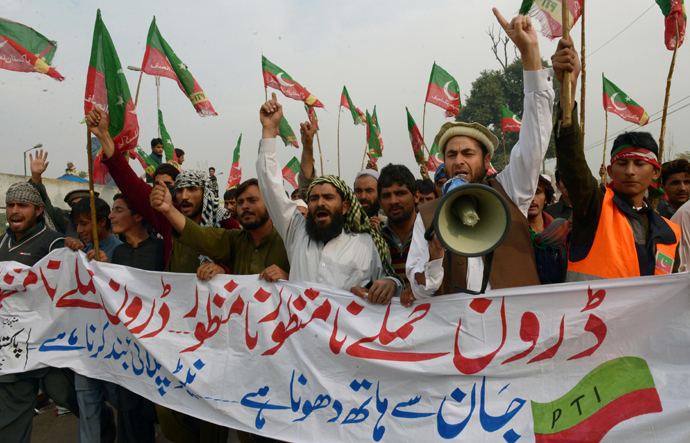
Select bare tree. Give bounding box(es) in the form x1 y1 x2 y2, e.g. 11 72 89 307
487 24 517 72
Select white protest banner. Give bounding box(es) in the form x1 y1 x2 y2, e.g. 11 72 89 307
1 249 689 442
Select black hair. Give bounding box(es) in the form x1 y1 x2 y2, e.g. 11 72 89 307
223 189 236 200
415 178 436 197
611 132 659 158
174 148 185 158
152 164 180 182
378 164 416 196
291 189 301 199
71 197 111 231
235 178 259 200
112 193 137 214
538 175 556 205
151 138 163 148
661 159 690 185
209 167 215 172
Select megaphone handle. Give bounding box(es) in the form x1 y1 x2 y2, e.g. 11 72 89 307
424 225 435 242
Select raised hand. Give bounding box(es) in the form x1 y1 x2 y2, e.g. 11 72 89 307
86 107 109 139
420 163 429 180
366 152 378 171
551 37 581 110
300 121 316 151
29 149 49 183
150 181 173 213
260 92 283 138
493 8 541 71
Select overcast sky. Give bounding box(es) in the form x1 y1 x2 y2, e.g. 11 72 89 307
1 0 688 192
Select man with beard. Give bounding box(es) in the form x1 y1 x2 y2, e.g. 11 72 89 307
354 169 386 229
257 93 402 304
406 9 557 299
658 159 690 219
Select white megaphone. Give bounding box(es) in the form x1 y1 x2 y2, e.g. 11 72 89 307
423 176 511 293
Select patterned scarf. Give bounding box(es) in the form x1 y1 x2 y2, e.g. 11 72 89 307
5 183 56 231
530 213 569 249
307 175 401 283
174 170 230 264
610 144 664 199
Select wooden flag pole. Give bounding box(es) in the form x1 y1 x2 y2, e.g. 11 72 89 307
134 70 144 108
561 0 572 127
580 0 586 139
264 86 268 102
502 131 508 167
315 130 324 176
361 143 368 170
658 20 680 164
86 127 101 261
422 102 427 142
602 109 609 186
337 106 341 177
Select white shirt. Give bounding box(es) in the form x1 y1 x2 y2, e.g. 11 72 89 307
406 68 555 297
257 138 402 293
671 200 690 272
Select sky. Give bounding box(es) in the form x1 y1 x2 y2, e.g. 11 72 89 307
1 0 689 193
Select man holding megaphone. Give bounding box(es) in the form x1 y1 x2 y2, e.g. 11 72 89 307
405 8 579 302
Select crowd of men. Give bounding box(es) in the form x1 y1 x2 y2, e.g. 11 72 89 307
2 9 690 443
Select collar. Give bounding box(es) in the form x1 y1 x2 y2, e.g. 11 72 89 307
7 222 45 244
611 188 677 245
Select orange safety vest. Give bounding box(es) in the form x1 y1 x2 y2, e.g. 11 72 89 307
567 188 680 281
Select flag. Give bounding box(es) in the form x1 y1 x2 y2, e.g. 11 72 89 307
501 106 522 131
406 107 426 166
372 106 384 152
487 163 498 176
656 0 687 49
365 110 381 160
0 18 64 81
141 17 217 116
91 137 116 186
425 63 461 117
262 55 324 107
340 86 366 125
305 104 319 130
227 134 242 190
130 146 158 177
519 0 583 39
158 110 175 162
85 10 139 154
427 142 443 172
602 74 650 126
282 157 300 189
277 116 299 148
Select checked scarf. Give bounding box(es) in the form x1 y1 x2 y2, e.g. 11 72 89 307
307 175 401 283
6 183 56 231
175 170 230 264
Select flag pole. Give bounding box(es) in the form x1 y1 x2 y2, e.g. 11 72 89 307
580 0 586 140
561 0 572 127
337 106 341 177
86 127 101 261
658 19 680 165
134 70 144 108
602 109 609 186
422 102 427 142
361 143 368 169
315 131 324 176
265 86 268 102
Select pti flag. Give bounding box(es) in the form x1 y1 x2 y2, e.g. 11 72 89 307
131 146 158 177
158 110 175 162
427 142 443 172
141 17 217 116
0 18 64 81
282 156 300 189
304 104 319 130
519 0 582 39
227 134 242 190
425 63 461 117
340 86 366 125
657 0 687 49
366 108 383 159
501 106 522 131
406 107 426 166
262 55 323 107
85 10 139 154
602 74 649 126
277 116 299 148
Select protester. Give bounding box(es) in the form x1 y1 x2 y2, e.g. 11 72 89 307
406 9 556 299
433 164 447 198
174 148 185 166
223 188 237 218
658 159 690 219
528 175 570 284
258 93 402 304
0 183 81 443
354 169 386 229
671 200 690 272
416 178 437 203
554 42 680 280
145 138 164 183
290 189 301 201
544 168 573 221
152 163 180 187
64 197 122 262
208 167 220 202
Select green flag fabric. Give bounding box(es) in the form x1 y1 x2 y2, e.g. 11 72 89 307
0 17 64 81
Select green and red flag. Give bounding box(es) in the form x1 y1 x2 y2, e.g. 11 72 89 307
427 142 443 172
227 134 242 190
0 18 64 81
277 116 299 148
85 10 139 154
305 104 319 130
519 0 582 39
130 146 158 177
406 107 426 166
501 106 522 131
158 109 175 162
340 86 366 125
366 110 381 160
531 357 662 442
602 74 649 126
425 63 461 117
262 55 323 107
141 17 216 116
282 156 300 189
656 0 687 49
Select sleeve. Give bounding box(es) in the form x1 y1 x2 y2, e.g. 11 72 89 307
496 68 555 217
256 138 302 243
102 152 170 235
671 202 690 272
553 104 603 248
29 180 70 235
406 214 444 299
298 160 316 201
177 217 239 264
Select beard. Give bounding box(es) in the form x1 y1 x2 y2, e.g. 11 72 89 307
361 198 381 218
240 210 269 230
306 208 345 244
